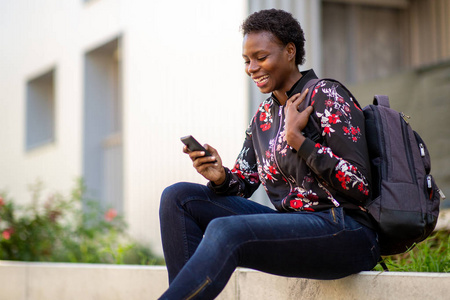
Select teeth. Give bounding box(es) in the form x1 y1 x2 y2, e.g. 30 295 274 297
254 75 268 83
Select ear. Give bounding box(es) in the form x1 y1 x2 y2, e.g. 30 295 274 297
285 42 296 62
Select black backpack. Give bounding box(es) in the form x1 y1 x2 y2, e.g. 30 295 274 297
303 79 445 256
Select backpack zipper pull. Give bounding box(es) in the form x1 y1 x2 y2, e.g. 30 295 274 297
427 175 432 189
419 143 425 157
401 112 410 124
439 189 446 200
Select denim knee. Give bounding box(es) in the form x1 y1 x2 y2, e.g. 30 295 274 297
160 182 193 212
203 217 254 253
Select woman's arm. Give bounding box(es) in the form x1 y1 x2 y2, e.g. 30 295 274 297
207 118 261 198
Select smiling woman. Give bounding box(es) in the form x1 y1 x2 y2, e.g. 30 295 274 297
159 9 378 300
242 31 299 102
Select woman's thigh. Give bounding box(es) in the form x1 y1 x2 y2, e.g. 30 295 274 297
204 207 379 280
160 182 277 231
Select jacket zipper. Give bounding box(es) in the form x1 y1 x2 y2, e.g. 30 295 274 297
273 106 293 193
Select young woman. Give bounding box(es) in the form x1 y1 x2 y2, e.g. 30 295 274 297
159 9 379 300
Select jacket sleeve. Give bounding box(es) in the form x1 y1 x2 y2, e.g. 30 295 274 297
207 120 261 198
296 80 371 205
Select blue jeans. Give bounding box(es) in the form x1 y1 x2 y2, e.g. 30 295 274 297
159 182 379 300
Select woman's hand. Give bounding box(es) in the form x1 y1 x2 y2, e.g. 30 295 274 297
284 88 314 151
183 144 226 185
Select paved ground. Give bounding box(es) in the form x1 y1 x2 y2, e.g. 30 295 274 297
436 209 450 231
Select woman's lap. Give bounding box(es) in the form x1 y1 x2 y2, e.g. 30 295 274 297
159 182 277 282
159 182 380 299
206 208 379 278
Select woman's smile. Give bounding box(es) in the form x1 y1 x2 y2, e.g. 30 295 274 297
253 75 269 87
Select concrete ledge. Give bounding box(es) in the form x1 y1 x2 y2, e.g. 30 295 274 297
0 261 449 300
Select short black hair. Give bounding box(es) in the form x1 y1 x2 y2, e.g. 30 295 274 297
241 9 306 65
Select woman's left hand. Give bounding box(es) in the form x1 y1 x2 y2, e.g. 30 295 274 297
284 88 314 151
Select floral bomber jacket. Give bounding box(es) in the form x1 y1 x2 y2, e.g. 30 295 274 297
208 69 372 213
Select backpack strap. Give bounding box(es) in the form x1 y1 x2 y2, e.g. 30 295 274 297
302 79 321 95
379 258 389 272
374 95 390 108
299 78 363 144
300 79 323 143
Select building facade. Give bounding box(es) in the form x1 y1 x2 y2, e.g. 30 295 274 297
1 0 448 255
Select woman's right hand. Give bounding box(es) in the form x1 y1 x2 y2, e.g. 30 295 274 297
183 144 226 185
284 88 314 151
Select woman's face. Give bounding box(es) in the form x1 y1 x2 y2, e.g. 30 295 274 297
242 31 295 97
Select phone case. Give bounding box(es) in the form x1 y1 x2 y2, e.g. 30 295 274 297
180 135 212 156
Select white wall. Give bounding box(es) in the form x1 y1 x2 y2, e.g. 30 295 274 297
0 0 323 255
0 0 248 254
0 0 87 202
121 0 249 253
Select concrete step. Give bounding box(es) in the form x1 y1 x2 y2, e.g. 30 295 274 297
1 261 449 299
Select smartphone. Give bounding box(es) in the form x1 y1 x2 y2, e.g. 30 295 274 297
180 135 212 157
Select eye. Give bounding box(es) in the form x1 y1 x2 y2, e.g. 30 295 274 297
257 56 267 61
244 60 250 65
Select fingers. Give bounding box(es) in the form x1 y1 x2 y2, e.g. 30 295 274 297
184 144 220 165
304 105 314 116
183 145 210 161
203 144 220 164
192 155 218 169
301 105 314 118
288 88 309 106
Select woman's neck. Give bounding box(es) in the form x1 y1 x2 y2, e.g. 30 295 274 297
274 71 302 105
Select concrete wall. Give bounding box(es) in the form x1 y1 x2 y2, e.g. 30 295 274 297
348 61 450 206
1 261 449 300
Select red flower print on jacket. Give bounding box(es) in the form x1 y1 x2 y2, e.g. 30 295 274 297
260 123 271 131
290 199 303 209
314 82 361 142
328 114 340 124
261 157 278 183
336 170 351 189
343 125 361 142
231 147 260 185
316 109 338 137
258 99 273 132
335 160 369 195
283 187 320 212
259 112 267 121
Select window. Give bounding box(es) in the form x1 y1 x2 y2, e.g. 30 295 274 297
83 37 123 212
25 69 56 150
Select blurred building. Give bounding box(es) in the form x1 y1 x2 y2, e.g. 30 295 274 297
1 0 449 255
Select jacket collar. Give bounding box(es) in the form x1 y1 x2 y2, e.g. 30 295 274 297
285 69 319 99
270 69 319 105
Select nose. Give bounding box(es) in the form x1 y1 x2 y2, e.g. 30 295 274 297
247 59 259 75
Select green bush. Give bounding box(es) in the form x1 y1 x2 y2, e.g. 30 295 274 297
375 230 450 273
0 179 164 265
